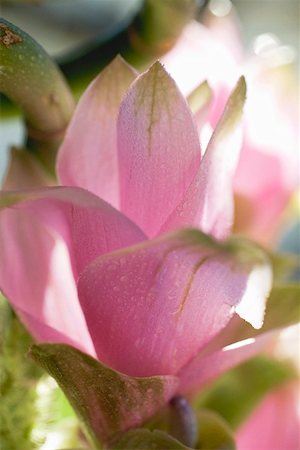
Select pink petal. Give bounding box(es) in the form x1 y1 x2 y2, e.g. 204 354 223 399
57 56 137 208
0 208 95 354
236 382 300 450
117 61 201 237
0 187 146 275
77 230 270 377
178 334 272 394
159 77 246 239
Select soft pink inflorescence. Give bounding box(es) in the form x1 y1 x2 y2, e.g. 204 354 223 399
1 57 272 401
162 15 299 246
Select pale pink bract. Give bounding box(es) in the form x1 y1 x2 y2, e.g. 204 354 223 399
0 58 272 403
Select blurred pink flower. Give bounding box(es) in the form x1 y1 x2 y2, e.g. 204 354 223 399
237 381 300 449
0 59 272 396
162 16 299 246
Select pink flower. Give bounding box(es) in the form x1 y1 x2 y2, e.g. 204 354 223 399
161 17 298 246
236 381 300 450
0 58 272 396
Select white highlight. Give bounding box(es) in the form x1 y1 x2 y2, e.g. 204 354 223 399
223 337 256 352
253 33 296 65
200 123 213 154
235 263 273 329
253 33 280 55
209 0 232 17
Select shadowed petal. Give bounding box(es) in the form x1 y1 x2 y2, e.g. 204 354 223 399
57 56 137 208
117 62 201 237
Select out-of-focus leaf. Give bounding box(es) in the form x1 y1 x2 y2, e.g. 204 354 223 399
269 251 299 282
0 17 74 166
196 408 236 450
112 429 192 449
126 0 195 65
29 343 178 449
194 356 297 430
0 294 42 450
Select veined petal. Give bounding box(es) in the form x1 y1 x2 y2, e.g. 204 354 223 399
117 61 201 237
57 56 137 208
78 229 271 377
159 77 246 239
0 187 146 275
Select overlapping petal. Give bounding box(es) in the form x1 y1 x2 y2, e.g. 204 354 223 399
0 187 146 352
57 56 137 208
159 77 246 239
78 229 271 377
117 62 201 237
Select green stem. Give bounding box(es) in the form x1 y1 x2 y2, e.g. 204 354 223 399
0 18 75 169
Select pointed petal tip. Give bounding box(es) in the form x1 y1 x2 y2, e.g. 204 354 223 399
109 54 138 74
147 60 172 79
226 75 247 119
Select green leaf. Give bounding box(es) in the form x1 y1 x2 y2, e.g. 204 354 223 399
194 355 297 430
112 429 192 449
196 409 236 450
29 343 178 449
